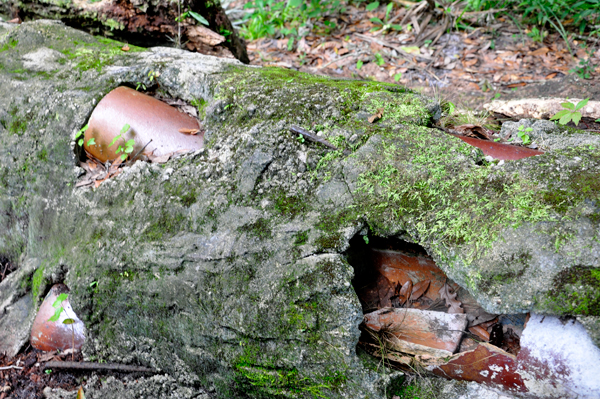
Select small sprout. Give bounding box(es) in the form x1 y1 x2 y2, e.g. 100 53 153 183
45 369 52 374
517 125 532 145
551 98 588 126
87 138 96 146
89 281 98 288
75 124 89 147
393 73 402 82
356 60 363 70
297 134 305 143
363 236 369 244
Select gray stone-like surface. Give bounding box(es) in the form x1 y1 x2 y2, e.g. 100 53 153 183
1 20 599 398
500 118 600 150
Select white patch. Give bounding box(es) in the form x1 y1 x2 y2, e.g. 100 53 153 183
480 370 489 377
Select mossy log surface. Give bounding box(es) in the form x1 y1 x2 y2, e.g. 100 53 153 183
1 19 600 398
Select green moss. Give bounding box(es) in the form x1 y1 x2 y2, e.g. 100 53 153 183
544 266 600 316
239 218 272 240
273 192 308 218
191 98 208 119
293 230 309 246
31 266 45 303
142 211 187 241
0 38 17 53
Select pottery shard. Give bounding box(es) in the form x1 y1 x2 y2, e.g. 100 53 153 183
30 284 86 352
84 86 203 162
364 307 468 355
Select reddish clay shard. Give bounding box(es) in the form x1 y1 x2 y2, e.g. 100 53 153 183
84 86 203 162
30 284 86 352
453 135 544 160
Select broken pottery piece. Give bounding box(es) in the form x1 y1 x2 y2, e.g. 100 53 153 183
364 307 468 356
30 284 86 352
453 135 543 160
427 314 600 398
83 86 203 162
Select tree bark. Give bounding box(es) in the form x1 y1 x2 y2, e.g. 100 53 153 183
1 0 249 64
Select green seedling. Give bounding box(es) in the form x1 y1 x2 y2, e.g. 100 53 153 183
394 72 402 82
109 124 136 161
356 60 363 70
551 98 588 126
374 53 385 66
74 124 95 147
297 134 305 143
516 125 533 145
369 2 403 34
48 293 76 360
45 369 52 374
175 10 209 25
135 82 146 91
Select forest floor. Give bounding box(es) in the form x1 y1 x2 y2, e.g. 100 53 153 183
224 1 600 109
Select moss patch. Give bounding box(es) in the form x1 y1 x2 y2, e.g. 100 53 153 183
545 266 600 316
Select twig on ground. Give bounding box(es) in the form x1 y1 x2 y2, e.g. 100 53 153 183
0 365 23 370
355 33 441 81
320 50 368 69
44 361 158 373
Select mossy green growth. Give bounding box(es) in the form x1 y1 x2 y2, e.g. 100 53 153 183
544 266 600 316
0 38 17 53
61 36 144 72
239 218 272 240
31 266 45 303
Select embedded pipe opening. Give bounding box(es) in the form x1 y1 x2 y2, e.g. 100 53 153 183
345 232 525 374
74 86 205 187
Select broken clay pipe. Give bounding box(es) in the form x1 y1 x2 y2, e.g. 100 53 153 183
84 86 203 162
452 134 544 161
30 284 86 352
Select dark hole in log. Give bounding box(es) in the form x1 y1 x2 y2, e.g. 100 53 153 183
0 255 17 284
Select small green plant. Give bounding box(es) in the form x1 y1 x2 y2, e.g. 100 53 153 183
356 59 363 70
74 124 95 147
527 26 548 42
45 369 52 374
109 124 136 161
516 125 532 145
369 2 403 34
175 10 209 25
551 98 588 126
374 53 385 66
297 134 305 143
48 293 76 360
135 82 146 91
363 236 369 244
394 72 402 82
570 48 595 79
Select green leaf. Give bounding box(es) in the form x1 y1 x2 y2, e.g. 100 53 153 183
75 124 89 139
78 139 84 146
120 124 130 134
366 1 379 11
87 138 96 146
370 17 384 24
288 0 302 7
571 112 582 126
575 98 589 111
391 24 403 30
551 109 570 120
356 60 363 70
188 11 209 26
494 138 501 142
559 113 573 125
109 133 122 147
561 102 575 110
394 73 402 82
120 154 127 161
63 318 75 325
116 146 123 154
48 307 63 322
596 118 600 122
52 293 69 308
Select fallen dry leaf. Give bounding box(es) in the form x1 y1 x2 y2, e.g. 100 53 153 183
398 280 412 306
439 283 464 314
178 128 200 135
368 107 385 123
469 324 490 341
76 386 86 399
453 124 492 141
121 45 130 52
410 280 430 301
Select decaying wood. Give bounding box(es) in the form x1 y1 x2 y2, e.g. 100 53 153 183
44 361 157 373
3 0 248 63
483 98 600 120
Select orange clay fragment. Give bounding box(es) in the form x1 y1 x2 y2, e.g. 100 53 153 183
84 86 203 162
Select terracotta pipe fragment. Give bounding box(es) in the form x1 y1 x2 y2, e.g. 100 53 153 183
84 86 203 162
452 135 544 160
30 284 86 352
